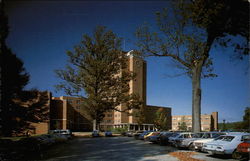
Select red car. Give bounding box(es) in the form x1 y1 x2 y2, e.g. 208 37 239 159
235 139 250 160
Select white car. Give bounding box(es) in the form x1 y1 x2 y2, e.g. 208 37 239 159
203 133 250 157
192 132 226 151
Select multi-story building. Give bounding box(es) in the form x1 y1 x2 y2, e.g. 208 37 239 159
49 50 172 132
172 112 218 131
50 96 92 131
100 51 172 131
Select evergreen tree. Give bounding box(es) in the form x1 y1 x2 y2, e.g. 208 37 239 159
0 2 30 136
0 2 49 136
55 26 141 130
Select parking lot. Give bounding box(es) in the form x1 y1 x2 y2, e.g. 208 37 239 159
41 136 239 161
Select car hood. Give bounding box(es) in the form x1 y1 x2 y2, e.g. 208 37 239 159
206 140 231 146
194 138 214 143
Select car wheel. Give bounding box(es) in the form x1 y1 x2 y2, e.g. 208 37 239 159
232 150 242 160
188 143 195 151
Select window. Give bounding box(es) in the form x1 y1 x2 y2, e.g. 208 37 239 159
68 99 73 104
107 114 113 117
76 100 81 104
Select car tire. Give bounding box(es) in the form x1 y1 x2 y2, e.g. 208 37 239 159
188 143 195 151
232 150 242 160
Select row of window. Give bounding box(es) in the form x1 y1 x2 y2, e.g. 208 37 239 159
104 114 121 117
173 117 210 121
172 121 210 126
67 99 82 105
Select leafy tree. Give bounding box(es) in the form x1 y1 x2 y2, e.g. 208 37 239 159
55 26 141 130
136 1 248 132
133 106 146 126
154 108 169 130
188 0 249 58
242 107 250 130
178 117 187 131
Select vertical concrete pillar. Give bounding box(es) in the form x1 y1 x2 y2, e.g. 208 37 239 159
62 100 67 130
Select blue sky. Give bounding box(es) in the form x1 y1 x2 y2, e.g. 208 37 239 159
6 1 249 123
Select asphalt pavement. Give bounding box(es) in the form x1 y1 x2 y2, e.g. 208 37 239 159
41 136 239 161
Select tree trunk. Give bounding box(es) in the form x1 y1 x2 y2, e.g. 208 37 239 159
93 119 96 131
192 62 202 133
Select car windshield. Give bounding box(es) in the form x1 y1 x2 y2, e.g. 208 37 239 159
215 135 235 142
171 133 179 137
211 133 224 138
242 135 250 141
193 133 204 138
180 134 192 138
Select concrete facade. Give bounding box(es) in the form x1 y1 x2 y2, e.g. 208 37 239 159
100 51 172 131
172 112 218 131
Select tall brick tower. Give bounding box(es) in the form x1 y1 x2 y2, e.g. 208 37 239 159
112 50 147 125
127 50 146 124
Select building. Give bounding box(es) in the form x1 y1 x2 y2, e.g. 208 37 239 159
48 50 172 132
50 96 92 132
172 112 218 131
100 51 172 131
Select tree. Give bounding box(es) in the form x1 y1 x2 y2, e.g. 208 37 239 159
0 2 29 136
136 1 248 132
154 108 169 131
188 0 249 58
178 117 187 131
0 2 49 136
242 107 250 130
55 26 141 130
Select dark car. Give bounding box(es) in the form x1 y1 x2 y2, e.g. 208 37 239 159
134 131 144 139
92 130 100 137
126 131 134 137
158 132 175 145
105 131 112 137
138 131 151 140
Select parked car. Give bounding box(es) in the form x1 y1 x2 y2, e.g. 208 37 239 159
146 132 161 142
50 129 72 139
192 132 226 151
169 132 193 146
157 132 174 145
105 131 113 137
144 132 160 140
134 131 144 139
203 133 250 159
92 130 100 137
175 132 204 149
168 132 182 145
173 132 195 148
138 131 150 140
126 131 134 137
235 136 250 160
